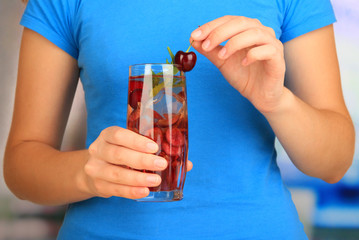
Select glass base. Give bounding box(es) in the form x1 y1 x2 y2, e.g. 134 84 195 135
135 190 183 202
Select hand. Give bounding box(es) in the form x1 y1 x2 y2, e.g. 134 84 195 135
190 15 286 113
78 126 193 200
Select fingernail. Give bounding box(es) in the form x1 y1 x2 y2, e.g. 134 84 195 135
146 175 160 184
154 159 167 168
191 29 202 38
218 47 227 58
202 39 210 49
146 142 158 152
139 188 149 195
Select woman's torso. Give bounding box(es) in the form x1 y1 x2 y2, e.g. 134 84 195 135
54 0 307 239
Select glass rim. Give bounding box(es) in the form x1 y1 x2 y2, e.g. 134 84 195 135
129 63 182 68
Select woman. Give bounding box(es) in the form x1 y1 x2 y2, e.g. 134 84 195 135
4 0 355 239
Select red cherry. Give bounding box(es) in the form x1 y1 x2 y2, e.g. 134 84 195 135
174 51 197 72
162 142 182 156
129 89 142 109
165 127 184 146
144 127 163 144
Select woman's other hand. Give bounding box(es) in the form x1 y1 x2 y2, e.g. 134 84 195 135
190 15 285 114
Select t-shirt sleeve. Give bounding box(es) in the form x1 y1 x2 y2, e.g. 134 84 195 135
20 0 78 59
280 0 336 43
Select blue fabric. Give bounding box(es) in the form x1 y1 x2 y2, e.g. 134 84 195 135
20 0 336 239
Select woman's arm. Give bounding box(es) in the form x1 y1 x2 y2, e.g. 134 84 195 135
190 17 355 183
4 28 91 205
265 25 355 183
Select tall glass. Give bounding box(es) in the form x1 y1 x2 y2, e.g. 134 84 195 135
127 64 188 202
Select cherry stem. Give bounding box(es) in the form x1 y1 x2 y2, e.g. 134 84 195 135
186 40 194 53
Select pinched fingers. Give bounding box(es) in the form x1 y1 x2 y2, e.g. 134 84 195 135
191 16 275 50
243 44 285 69
191 15 236 41
199 17 266 51
191 16 280 63
218 28 282 60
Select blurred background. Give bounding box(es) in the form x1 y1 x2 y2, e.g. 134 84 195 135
0 0 358 239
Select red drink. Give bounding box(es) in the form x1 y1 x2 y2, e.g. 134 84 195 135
127 64 188 201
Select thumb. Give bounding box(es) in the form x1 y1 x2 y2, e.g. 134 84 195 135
190 38 225 68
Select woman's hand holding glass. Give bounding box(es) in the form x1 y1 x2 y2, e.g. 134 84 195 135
78 126 192 200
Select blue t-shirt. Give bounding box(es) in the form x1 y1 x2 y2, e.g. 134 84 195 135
20 0 336 239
